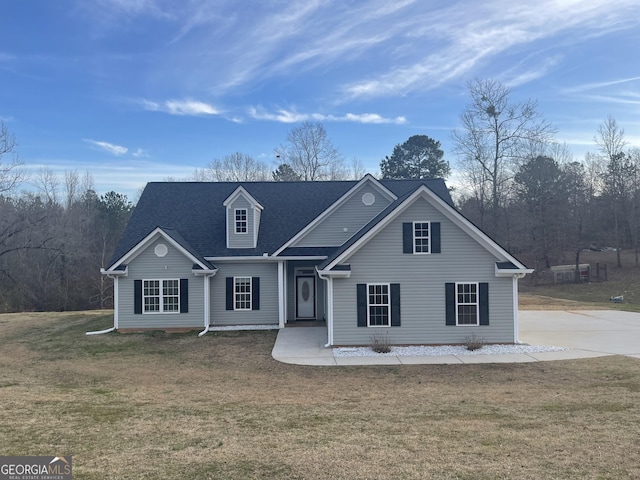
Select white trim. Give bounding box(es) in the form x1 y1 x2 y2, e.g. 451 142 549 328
273 174 397 256
108 227 210 272
495 264 534 277
322 185 530 272
234 208 248 234
222 185 264 210
205 255 328 262
142 278 181 314
278 261 285 328
412 220 431 254
513 276 519 343
233 276 252 311
367 283 391 328
455 282 479 326
113 276 119 329
326 277 334 347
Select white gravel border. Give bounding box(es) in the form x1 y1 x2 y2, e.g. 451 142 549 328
208 325 280 331
334 344 567 357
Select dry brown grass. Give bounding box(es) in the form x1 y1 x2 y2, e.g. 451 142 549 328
1 311 640 479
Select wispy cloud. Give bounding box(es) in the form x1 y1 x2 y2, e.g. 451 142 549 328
132 148 149 158
83 139 128 156
141 98 220 116
248 107 406 124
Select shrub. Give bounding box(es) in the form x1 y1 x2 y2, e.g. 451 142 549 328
370 332 391 353
465 334 484 351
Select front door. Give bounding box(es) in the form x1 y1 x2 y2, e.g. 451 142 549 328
296 275 315 320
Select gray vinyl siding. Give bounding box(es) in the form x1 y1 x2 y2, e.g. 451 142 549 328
294 183 393 247
118 236 204 329
209 262 278 325
227 197 256 249
286 261 325 322
331 197 515 346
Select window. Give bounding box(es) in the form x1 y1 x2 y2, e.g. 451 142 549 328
368 284 390 327
234 277 252 310
235 208 247 234
143 279 180 314
403 222 440 254
456 282 478 325
413 221 430 253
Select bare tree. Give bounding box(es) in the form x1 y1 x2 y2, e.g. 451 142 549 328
274 122 344 181
194 152 271 182
452 79 555 236
348 157 367 180
32 167 60 204
595 115 627 161
0 122 26 194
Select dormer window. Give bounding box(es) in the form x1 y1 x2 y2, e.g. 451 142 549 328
224 186 264 249
235 208 248 234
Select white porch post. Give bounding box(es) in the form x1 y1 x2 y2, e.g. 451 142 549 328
278 261 285 328
513 275 519 343
326 276 334 347
204 274 211 328
113 276 119 330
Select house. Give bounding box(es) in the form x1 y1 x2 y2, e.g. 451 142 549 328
98 175 532 346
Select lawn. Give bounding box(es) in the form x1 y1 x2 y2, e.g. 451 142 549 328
1 311 640 479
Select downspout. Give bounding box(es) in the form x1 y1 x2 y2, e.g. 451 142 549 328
86 273 120 335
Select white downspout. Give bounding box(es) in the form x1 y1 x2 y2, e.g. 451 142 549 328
86 274 119 335
198 274 213 337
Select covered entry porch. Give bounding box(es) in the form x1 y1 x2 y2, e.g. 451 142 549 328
282 260 327 326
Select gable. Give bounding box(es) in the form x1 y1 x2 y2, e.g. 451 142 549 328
291 181 395 248
319 185 528 273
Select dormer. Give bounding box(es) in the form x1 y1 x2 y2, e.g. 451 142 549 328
223 186 264 249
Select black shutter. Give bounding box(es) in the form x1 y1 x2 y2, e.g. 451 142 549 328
226 277 234 310
479 282 489 325
390 283 401 326
252 277 260 311
445 283 456 325
357 284 367 327
402 222 413 254
431 222 441 253
134 280 142 314
180 278 189 313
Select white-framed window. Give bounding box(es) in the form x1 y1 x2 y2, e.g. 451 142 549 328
413 221 430 253
456 282 479 325
367 283 390 327
234 277 252 310
235 208 248 234
143 279 180 314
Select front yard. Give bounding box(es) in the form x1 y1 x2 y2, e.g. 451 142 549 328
1 311 639 479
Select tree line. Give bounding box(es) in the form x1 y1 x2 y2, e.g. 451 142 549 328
1 77 637 311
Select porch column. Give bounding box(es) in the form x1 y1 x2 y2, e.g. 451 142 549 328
278 261 285 328
204 274 211 327
325 276 334 347
113 276 119 329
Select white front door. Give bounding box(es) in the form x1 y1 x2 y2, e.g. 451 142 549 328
296 276 315 320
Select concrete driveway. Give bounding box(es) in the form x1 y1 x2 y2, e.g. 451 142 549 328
520 310 640 359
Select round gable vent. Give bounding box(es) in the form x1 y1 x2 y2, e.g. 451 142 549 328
362 192 375 206
154 243 168 257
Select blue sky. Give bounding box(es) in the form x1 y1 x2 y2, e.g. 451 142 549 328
2 0 640 198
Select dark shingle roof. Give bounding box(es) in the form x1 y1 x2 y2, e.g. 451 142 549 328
108 178 452 268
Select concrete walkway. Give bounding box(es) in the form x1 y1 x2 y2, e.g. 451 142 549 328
271 310 640 366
